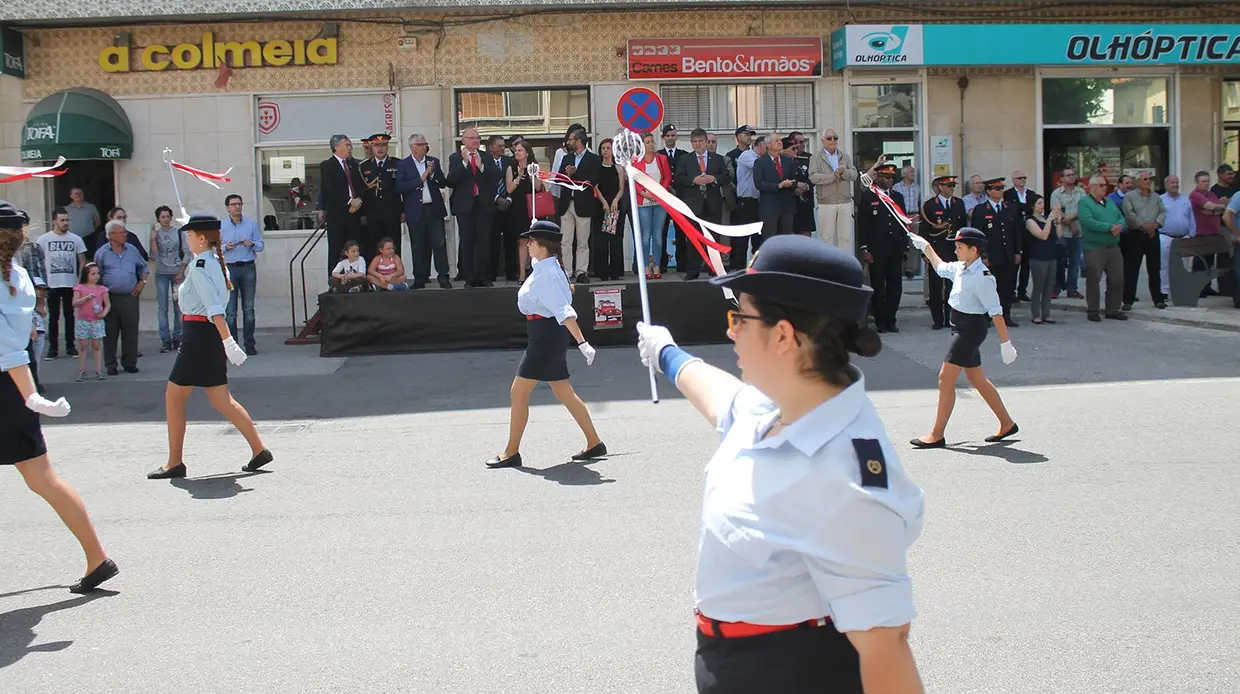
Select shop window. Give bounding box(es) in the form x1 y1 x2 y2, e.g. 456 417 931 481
850 84 919 129
259 146 323 231
1043 128 1169 195
659 83 815 132
1041 77 1168 126
1224 81 1240 168
456 88 590 137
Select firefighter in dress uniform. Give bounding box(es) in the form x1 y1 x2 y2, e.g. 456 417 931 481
969 177 1023 326
359 133 405 258
857 163 908 333
919 175 970 330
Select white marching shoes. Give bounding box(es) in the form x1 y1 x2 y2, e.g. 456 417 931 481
223 337 248 366
26 392 71 417
578 341 596 366
1000 340 1018 365
636 322 676 372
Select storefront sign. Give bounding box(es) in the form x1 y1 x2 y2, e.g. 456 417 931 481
592 287 624 329
831 24 1240 69
1 26 25 79
255 93 395 144
99 31 337 73
628 37 823 80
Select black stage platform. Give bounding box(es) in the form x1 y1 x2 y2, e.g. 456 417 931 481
318 277 735 357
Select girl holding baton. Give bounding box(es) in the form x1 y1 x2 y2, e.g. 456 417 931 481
907 228 1019 448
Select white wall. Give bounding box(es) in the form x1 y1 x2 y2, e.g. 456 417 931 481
0 75 44 224
927 74 1038 185
1180 75 1218 182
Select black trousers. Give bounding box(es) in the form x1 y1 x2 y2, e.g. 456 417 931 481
729 198 759 271
868 253 904 327
991 262 1017 319
694 625 862 694
1017 229 1035 297
757 213 794 251
928 270 954 327
592 208 627 280
366 215 403 258
488 207 508 281
409 214 449 284
46 287 75 355
454 205 494 285
326 211 363 276
104 292 140 370
1121 230 1162 303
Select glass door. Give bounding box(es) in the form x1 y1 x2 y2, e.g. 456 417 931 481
1042 127 1170 195
850 82 922 275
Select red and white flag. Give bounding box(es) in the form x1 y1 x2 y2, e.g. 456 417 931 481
170 160 233 189
0 157 68 184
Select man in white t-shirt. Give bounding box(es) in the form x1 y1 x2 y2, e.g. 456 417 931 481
37 206 87 359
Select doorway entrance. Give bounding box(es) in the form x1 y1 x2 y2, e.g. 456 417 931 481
51 160 115 221
1042 127 1170 194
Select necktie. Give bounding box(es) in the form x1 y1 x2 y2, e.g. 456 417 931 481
341 158 354 198
469 153 478 196
699 154 706 172
774 156 783 179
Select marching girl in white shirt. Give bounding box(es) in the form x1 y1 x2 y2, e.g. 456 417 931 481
0 201 117 593
487 221 606 469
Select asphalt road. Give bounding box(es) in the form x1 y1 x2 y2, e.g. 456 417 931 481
2 313 1238 694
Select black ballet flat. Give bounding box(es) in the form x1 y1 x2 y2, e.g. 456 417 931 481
147 464 187 479
571 442 608 461
486 452 523 469
909 438 946 449
69 558 118 594
242 449 274 472
984 424 1019 443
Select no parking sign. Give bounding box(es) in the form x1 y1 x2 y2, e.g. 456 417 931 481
616 88 663 133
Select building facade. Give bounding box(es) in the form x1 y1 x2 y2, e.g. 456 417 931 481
1 2 1238 297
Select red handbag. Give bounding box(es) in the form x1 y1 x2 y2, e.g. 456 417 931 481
527 190 555 218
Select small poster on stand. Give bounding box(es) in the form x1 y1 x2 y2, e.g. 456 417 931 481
592 287 624 329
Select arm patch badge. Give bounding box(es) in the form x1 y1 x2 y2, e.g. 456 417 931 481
851 438 889 489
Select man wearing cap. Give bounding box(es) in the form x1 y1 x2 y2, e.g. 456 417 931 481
726 127 759 270
857 163 908 333
920 175 969 329
969 177 1022 326
359 133 404 259
753 133 797 247
808 129 859 252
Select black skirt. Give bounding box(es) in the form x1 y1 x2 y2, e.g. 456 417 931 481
0 368 47 465
169 319 228 388
946 309 989 368
517 316 570 382
694 624 862 693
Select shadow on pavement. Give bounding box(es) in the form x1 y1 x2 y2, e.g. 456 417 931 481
0 589 117 670
164 470 273 500
950 440 1050 465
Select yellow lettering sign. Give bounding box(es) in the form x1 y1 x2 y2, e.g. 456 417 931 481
99 33 338 72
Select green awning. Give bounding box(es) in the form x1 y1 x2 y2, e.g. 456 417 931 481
20 87 133 162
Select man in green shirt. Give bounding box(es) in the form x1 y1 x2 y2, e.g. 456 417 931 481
1077 175 1127 321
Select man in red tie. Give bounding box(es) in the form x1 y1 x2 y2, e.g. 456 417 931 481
319 134 366 271
671 127 729 280
753 132 797 249
446 127 501 287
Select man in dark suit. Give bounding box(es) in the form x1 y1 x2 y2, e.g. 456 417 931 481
556 128 601 283
971 176 1023 326
752 132 797 249
1003 170 1040 302
483 134 515 282
857 164 908 333
319 134 366 272
396 132 450 289
359 133 404 259
919 175 970 329
659 124 688 273
446 127 504 288
672 127 730 280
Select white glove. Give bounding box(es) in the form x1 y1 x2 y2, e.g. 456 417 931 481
908 233 930 252
26 393 71 418
636 321 676 371
1000 341 1017 365
577 341 596 366
223 336 247 366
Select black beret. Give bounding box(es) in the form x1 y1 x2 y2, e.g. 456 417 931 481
949 227 988 247
520 220 563 240
0 201 29 229
710 235 873 321
180 213 221 232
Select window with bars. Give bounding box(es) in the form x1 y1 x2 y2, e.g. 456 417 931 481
659 83 814 132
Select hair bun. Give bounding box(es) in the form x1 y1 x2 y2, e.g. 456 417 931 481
847 327 883 358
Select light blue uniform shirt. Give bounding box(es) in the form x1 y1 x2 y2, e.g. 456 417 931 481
940 258 1002 317
516 256 577 324
696 368 925 631
177 251 232 319
220 216 265 264
0 261 35 371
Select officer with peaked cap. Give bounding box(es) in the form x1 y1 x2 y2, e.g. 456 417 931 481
635 235 926 692
359 133 404 257
969 176 1023 326
857 162 908 333
920 174 969 329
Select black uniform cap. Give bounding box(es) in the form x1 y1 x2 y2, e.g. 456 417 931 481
181 213 222 232
520 220 563 241
661 124 677 136
710 235 873 322
368 134 392 144
873 163 898 176
932 175 958 186
983 177 1006 189
0 201 29 229
948 227 988 248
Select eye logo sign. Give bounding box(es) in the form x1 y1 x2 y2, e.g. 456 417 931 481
853 26 912 64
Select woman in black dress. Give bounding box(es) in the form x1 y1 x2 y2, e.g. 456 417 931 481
504 141 547 282
0 202 117 593
593 138 628 281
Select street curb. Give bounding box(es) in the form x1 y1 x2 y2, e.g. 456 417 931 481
1044 301 1240 333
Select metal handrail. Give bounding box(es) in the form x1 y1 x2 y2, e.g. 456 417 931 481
287 220 326 340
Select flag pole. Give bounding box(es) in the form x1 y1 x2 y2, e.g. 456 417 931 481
615 129 659 404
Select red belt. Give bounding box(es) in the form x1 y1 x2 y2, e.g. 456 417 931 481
696 612 830 639
183 315 209 323
526 314 549 321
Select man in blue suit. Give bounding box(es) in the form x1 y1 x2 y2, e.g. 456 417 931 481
752 132 797 249
396 132 451 289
